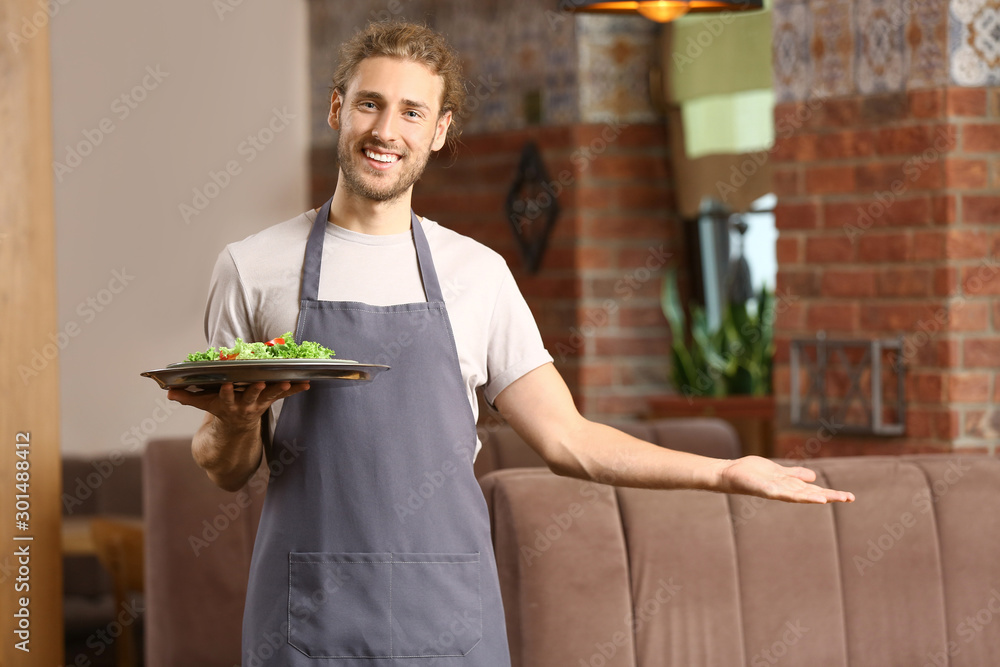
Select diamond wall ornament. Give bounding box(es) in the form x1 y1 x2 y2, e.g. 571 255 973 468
505 141 560 273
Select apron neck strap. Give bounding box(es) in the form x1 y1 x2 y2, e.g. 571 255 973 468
301 197 444 303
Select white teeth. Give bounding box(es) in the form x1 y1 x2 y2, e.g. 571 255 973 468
365 150 398 163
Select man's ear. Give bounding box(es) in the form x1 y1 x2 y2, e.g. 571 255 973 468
430 110 453 152
328 89 344 131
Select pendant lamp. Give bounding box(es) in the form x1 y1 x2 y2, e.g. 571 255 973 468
567 1 764 23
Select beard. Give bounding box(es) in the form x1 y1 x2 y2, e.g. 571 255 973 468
336 134 432 203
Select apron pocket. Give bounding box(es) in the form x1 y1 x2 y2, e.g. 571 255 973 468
287 552 482 659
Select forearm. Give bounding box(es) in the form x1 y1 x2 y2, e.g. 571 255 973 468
191 413 265 492
545 420 727 492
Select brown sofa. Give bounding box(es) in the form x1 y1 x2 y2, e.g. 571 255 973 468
480 454 1000 667
143 423 1000 666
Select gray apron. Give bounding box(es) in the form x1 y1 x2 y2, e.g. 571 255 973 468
241 198 511 666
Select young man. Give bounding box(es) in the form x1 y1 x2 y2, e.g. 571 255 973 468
169 20 853 667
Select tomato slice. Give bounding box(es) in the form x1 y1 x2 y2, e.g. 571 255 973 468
265 336 285 346
219 351 240 360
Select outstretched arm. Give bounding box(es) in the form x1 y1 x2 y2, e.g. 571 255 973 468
493 363 854 504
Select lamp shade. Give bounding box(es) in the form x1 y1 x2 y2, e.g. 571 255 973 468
567 1 764 23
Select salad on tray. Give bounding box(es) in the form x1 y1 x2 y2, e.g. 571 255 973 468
183 332 335 363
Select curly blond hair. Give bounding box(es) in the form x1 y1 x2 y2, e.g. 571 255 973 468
331 21 466 148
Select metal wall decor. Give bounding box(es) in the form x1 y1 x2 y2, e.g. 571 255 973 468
790 333 906 436
505 141 560 273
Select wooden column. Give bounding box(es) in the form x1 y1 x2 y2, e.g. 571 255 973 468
0 1 64 664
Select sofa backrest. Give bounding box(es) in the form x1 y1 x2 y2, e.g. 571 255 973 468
141 418 738 666
474 417 741 478
143 438 266 667
479 454 1000 667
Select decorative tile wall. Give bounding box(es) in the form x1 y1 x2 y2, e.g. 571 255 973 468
308 0 658 144
773 0 988 102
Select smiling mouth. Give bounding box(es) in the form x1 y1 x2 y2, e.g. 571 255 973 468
364 148 400 164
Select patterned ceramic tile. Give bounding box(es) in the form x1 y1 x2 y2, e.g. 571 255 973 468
308 0 601 140
856 0 905 94
773 2 813 103
950 0 1000 85
576 14 659 124
904 0 950 88
811 0 855 98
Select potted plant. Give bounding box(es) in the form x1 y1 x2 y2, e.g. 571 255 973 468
649 269 776 456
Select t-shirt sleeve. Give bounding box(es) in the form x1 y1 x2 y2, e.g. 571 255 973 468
203 246 257 348
482 266 554 406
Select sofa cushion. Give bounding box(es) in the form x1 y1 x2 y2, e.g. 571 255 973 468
480 454 1000 667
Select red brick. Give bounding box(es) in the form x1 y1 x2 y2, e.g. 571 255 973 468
909 89 946 120
777 270 820 297
876 125 948 156
773 167 802 197
577 246 614 270
860 303 940 331
944 229 992 259
820 269 877 297
931 194 958 224
962 123 1000 153
825 200 871 231
814 130 877 160
856 232 912 262
950 300 990 331
805 165 856 194
913 231 946 260
963 339 1000 367
947 372 992 402
962 264 1000 295
806 304 858 331
581 215 671 239
775 202 819 230
618 306 666 328
881 196 934 227
587 153 670 182
936 410 962 440
934 267 958 296
855 162 906 193
774 302 805 332
878 268 933 297
593 336 669 357
907 411 935 438
520 276 582 299
964 195 1000 224
947 88 988 117
776 237 801 264
819 98 862 129
805 236 855 263
578 362 615 387
946 159 989 189
909 372 944 403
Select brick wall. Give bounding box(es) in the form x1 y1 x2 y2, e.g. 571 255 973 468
312 122 681 420
773 87 1000 457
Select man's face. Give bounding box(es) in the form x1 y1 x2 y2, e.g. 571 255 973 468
330 56 451 204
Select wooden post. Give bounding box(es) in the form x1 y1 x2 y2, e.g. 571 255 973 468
0 1 64 664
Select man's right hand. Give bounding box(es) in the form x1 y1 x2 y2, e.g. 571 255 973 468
168 381 310 491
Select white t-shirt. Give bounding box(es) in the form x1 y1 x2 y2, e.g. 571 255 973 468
203 209 553 455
